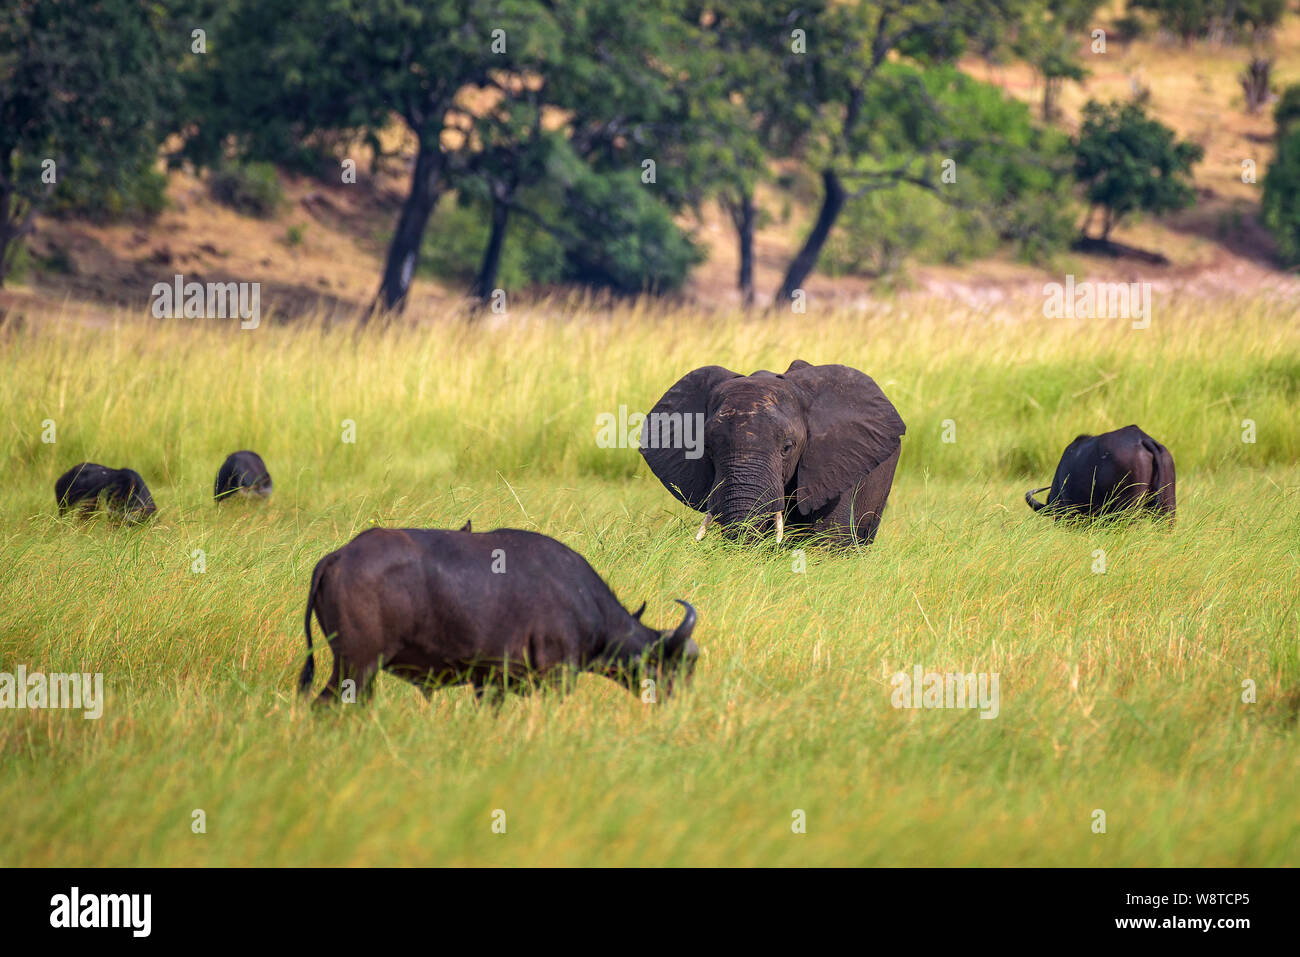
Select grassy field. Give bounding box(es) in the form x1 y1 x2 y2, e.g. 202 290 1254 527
1 295 1298 866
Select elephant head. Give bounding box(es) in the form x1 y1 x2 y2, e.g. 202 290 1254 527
639 360 905 544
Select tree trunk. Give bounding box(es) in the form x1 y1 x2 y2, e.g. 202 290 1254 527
470 186 511 304
0 193 13 289
728 188 756 308
373 141 446 316
775 169 846 306
0 196 32 290
0 153 16 289
1041 73 1067 121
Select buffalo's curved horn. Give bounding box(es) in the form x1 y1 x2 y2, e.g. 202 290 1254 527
631 601 646 620
664 599 697 655
1025 487 1050 512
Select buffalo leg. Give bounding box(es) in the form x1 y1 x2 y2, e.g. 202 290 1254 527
316 656 379 705
473 683 505 709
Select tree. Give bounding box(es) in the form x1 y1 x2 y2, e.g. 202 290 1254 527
184 0 703 312
1072 100 1203 244
769 0 1030 306
691 2 818 306
1262 86 1300 267
0 0 181 286
1128 0 1286 45
1013 0 1099 122
181 0 555 314
459 0 705 304
1273 85 1300 137
825 65 1075 278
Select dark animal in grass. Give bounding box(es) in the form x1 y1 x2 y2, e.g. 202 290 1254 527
54 463 157 522
1026 425 1175 521
299 526 699 705
640 360 906 545
214 450 272 501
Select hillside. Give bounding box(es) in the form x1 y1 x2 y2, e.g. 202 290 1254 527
4 7 1300 324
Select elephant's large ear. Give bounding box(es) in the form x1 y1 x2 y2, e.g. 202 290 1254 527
639 365 740 511
785 362 906 515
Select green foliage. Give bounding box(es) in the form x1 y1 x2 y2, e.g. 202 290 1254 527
825 185 984 278
48 163 169 222
557 168 704 295
1262 126 1300 267
420 193 565 289
420 157 703 296
174 0 395 171
1073 100 1204 239
1012 0 1099 120
826 67 1075 275
0 0 183 283
1128 0 1286 41
1274 85 1300 138
208 162 284 218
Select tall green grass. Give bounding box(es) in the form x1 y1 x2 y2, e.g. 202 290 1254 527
0 295 1297 865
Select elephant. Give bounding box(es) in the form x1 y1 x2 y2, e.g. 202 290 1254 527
1025 424 1175 521
640 360 906 545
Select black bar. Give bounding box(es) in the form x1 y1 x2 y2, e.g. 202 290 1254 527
2 868 1291 943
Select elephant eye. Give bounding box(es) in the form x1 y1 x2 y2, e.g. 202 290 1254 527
781 440 794 455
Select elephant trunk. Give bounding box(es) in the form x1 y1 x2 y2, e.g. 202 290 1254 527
713 454 784 536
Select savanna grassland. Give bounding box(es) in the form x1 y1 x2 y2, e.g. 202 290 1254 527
1 296 1298 866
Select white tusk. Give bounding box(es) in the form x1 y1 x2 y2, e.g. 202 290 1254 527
695 513 714 541
774 512 784 544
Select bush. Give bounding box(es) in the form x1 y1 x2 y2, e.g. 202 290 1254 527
208 162 283 218
420 192 566 290
1262 126 1300 267
1274 84 1300 137
421 165 702 296
48 161 168 222
556 169 704 294
824 185 988 278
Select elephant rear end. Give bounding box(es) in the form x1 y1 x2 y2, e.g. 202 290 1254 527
1027 425 1175 521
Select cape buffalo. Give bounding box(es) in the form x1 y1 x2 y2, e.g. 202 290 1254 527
1026 425 1175 520
214 450 272 500
299 526 699 705
54 463 157 522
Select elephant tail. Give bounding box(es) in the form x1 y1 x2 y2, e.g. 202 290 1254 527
1025 486 1050 512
